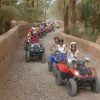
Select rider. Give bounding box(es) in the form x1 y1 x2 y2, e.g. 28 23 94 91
57 38 68 54
67 42 84 67
50 36 59 53
30 30 39 44
25 27 36 43
26 27 39 43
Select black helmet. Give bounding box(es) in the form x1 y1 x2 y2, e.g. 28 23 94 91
54 37 59 40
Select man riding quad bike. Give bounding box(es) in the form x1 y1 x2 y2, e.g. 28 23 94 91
25 30 45 63
54 55 99 96
52 42 99 97
28 25 43 38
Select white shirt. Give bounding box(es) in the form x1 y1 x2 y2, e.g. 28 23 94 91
68 49 79 63
57 44 66 53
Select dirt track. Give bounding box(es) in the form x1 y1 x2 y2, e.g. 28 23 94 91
0 29 100 100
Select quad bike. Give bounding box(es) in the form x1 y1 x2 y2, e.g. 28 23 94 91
48 51 67 72
25 43 45 63
40 29 46 36
38 31 43 38
53 55 99 97
44 26 52 33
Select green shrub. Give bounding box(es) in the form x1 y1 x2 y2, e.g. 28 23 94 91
84 28 99 42
0 6 20 35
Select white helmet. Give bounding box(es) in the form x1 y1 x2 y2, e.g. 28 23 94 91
70 42 77 45
31 31 37 36
32 31 37 34
70 42 77 48
32 27 36 31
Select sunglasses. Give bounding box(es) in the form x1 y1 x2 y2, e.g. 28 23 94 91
71 46 76 48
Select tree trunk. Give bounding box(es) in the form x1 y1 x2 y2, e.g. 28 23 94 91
69 0 76 34
64 6 69 34
32 0 34 8
37 0 39 10
0 0 3 8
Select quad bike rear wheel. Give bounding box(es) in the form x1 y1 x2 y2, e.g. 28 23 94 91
90 77 100 93
25 51 30 62
43 32 46 36
55 70 63 86
39 33 42 38
67 79 77 97
48 61 52 72
52 63 58 75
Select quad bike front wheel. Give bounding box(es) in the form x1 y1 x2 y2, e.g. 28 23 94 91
55 70 63 86
25 51 30 62
67 79 77 97
90 77 100 93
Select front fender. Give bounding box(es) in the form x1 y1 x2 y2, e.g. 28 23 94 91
56 63 69 73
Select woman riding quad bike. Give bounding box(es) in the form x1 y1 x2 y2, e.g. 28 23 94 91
50 37 59 53
48 37 59 72
53 42 99 97
48 38 68 72
67 42 84 68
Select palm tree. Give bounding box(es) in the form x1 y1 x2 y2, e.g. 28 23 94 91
69 0 76 34
0 0 3 8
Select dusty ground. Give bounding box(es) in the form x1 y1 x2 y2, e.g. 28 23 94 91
0 28 100 100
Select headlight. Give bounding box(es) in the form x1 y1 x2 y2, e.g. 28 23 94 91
74 71 80 76
31 44 34 47
40 50 43 52
31 49 34 51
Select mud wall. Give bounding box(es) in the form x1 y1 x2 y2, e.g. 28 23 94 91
59 33 100 59
0 24 33 77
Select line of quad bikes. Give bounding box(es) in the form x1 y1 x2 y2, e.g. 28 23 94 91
24 22 57 62
24 22 100 97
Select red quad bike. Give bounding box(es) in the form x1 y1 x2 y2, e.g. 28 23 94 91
44 26 52 33
54 57 99 97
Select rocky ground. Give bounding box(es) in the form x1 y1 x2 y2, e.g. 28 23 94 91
0 28 100 100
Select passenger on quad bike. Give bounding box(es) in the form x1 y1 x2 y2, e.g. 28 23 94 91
67 42 85 68
53 42 99 97
50 37 59 53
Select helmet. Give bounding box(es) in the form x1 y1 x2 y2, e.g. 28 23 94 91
70 42 77 45
31 31 37 36
70 42 77 49
32 27 36 31
54 36 59 40
59 38 64 43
